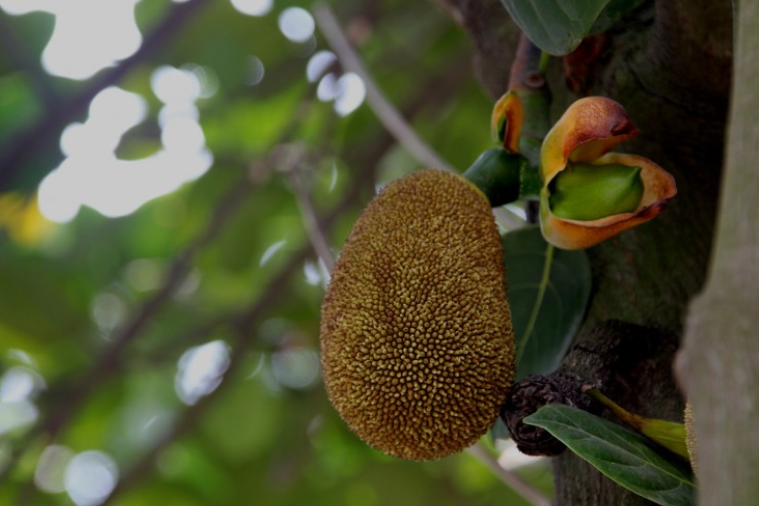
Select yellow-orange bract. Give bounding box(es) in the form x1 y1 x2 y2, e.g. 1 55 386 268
539 97 677 250
320 169 516 460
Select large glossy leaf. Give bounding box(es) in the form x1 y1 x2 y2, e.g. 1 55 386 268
525 405 695 506
502 226 590 379
500 0 613 55
587 388 690 459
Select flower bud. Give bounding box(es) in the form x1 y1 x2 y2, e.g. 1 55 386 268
539 97 677 249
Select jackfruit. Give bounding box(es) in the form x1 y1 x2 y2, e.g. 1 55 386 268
320 169 516 460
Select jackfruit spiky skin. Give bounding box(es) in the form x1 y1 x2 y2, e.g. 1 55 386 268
320 169 516 460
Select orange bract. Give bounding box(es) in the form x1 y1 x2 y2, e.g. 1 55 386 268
491 91 524 153
540 97 677 250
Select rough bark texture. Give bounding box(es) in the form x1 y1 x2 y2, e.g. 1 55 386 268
677 2 759 505
435 0 734 504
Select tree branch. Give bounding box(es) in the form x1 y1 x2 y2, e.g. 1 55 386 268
314 2 524 230
0 10 60 110
96 134 387 506
466 444 552 506
676 3 759 505
101 245 308 505
313 2 455 173
290 163 336 273
1 168 254 492
0 0 214 190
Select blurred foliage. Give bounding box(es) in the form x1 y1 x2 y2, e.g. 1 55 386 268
0 0 552 505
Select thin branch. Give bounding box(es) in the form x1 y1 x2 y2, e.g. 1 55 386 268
0 168 254 487
290 167 336 272
0 0 214 190
313 3 524 231
4 83 329 489
96 139 383 506
57 178 252 426
264 111 337 273
102 248 307 505
508 33 546 92
466 444 552 506
313 2 455 173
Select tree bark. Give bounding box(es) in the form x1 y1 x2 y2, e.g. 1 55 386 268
677 2 759 505
435 0 733 504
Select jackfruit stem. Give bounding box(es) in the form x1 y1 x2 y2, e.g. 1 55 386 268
463 148 536 207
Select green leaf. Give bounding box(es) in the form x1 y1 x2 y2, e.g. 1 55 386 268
502 226 591 379
525 405 695 506
586 388 690 459
499 0 614 55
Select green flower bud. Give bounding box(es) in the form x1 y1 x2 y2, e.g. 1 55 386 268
548 162 644 221
539 97 676 249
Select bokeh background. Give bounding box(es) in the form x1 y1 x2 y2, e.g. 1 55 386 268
0 0 552 504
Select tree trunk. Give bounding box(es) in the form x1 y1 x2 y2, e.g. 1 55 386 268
435 1 733 504
677 2 759 505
